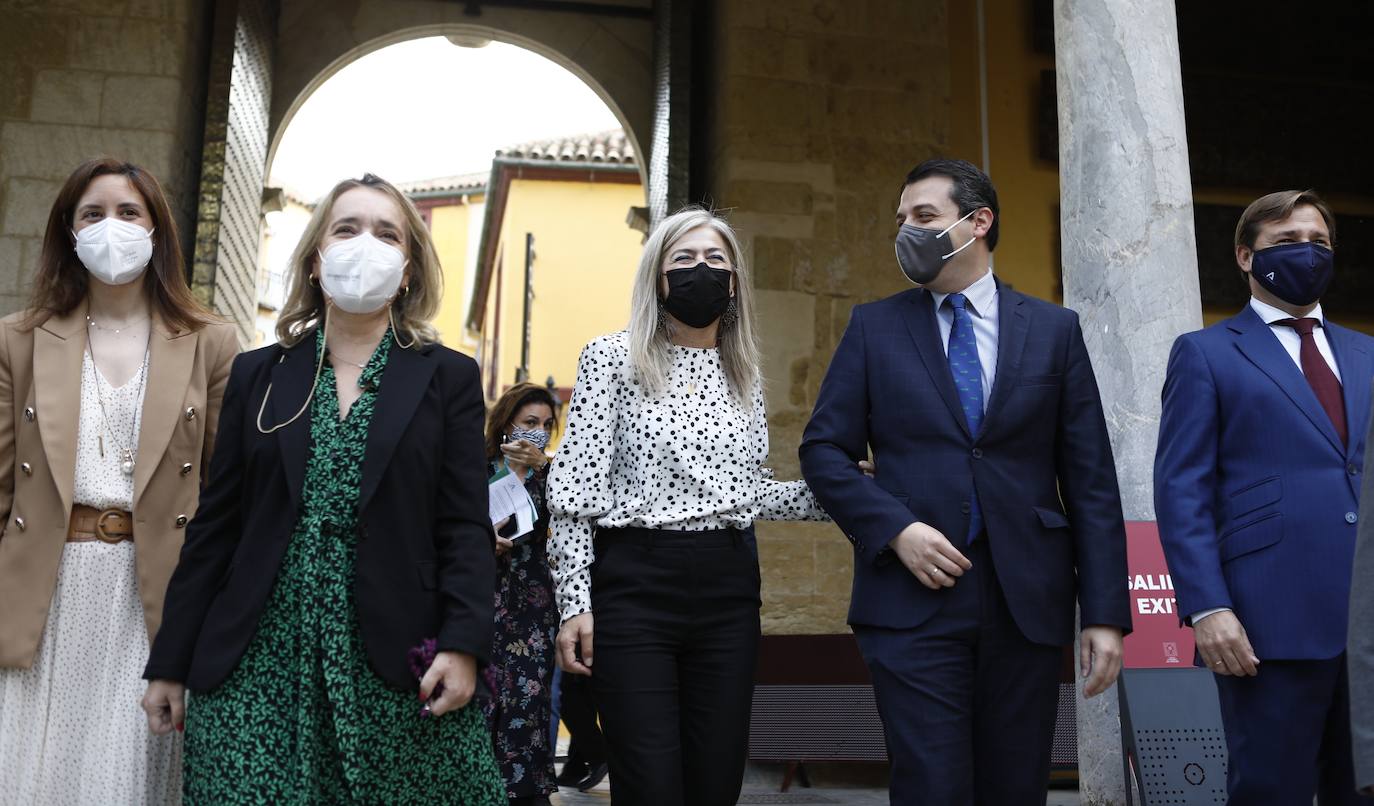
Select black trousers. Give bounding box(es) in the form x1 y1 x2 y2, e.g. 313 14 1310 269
559 666 606 767
853 537 1064 805
589 526 761 806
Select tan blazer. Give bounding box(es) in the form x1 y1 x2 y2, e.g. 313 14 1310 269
0 301 239 668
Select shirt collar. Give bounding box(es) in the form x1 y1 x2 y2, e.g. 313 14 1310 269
1249 296 1326 327
931 268 998 317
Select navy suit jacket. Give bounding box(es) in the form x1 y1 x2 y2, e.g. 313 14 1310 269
1154 305 1372 660
800 281 1131 647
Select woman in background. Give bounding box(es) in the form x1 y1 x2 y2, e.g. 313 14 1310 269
483 381 561 806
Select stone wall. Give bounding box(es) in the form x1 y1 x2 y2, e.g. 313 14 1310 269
704 0 952 634
0 0 213 314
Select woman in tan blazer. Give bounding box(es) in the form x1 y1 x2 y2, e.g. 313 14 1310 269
0 158 238 805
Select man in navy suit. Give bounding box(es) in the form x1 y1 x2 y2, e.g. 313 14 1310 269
1155 190 1373 804
800 159 1131 804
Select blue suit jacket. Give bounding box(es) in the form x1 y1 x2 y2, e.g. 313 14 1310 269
799 282 1131 647
1154 305 1372 660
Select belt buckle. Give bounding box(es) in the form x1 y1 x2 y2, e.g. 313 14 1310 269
94 509 128 544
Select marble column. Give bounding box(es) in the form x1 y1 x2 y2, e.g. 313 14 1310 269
1053 1 1204 803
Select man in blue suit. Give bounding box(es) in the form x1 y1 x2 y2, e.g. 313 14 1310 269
1155 190 1373 804
800 159 1131 804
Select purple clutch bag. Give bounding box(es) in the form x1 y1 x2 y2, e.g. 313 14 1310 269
407 638 445 718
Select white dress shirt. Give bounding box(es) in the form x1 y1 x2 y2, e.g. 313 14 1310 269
930 268 1000 408
1248 296 1341 381
1193 297 1342 627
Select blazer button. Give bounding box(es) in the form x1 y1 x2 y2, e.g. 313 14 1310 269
14 517 25 531
1349 463 1360 476
971 447 983 459
20 462 31 476
185 406 197 421
23 407 34 422
180 462 193 476
175 514 188 528
961 501 972 514
1347 512 1359 525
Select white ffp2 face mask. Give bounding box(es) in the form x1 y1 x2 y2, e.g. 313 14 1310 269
317 233 407 314
73 218 154 286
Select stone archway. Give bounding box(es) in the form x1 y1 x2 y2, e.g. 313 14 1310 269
194 0 655 344
268 6 655 187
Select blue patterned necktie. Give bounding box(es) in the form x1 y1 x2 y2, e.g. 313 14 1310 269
946 293 984 542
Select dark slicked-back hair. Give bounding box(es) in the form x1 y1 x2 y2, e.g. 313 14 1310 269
901 158 1000 251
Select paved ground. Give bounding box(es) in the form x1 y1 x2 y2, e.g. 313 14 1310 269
547 763 1082 805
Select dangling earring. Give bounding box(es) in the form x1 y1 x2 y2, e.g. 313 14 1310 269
656 303 669 333
719 296 738 334
308 274 320 289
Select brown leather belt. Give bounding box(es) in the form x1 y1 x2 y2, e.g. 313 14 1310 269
67 505 134 544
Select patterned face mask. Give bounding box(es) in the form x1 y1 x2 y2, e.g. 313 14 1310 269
508 427 551 451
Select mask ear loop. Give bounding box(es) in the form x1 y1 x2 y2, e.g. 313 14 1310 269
390 276 416 349
256 304 331 434
939 208 980 260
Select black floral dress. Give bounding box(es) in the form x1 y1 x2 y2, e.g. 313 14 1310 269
183 330 505 805
482 461 559 797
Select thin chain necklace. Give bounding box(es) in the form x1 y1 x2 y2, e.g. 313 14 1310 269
86 327 150 476
86 314 149 337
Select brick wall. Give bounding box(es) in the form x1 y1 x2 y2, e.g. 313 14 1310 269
0 0 213 315
705 0 952 634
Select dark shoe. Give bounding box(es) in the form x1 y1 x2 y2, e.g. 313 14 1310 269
555 760 588 787
578 762 609 792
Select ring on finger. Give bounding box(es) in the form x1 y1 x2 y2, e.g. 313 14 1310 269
930 566 942 576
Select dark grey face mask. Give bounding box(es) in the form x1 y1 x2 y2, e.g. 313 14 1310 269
895 208 976 285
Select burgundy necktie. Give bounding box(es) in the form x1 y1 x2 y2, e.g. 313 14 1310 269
1274 317 1347 445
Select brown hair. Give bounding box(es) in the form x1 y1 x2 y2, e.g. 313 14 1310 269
22 157 214 333
275 174 443 347
1234 189 1336 250
484 382 560 462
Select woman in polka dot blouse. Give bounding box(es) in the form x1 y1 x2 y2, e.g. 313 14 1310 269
549 206 829 806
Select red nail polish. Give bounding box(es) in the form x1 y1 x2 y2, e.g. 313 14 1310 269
176 723 185 733
418 691 426 702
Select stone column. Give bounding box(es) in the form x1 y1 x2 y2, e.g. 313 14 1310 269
1053 1 1204 803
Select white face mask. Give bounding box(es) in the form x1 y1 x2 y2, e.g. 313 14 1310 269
73 218 154 286
317 233 407 314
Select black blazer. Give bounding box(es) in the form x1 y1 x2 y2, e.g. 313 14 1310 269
144 334 495 691
800 281 1132 646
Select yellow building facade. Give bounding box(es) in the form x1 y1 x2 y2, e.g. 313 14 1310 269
405 132 646 411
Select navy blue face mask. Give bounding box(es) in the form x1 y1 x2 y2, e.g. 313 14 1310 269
1249 241 1334 307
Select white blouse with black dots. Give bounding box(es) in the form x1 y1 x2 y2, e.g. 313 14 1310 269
547 331 828 622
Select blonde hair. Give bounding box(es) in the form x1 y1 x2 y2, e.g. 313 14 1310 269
275 174 443 347
627 206 761 404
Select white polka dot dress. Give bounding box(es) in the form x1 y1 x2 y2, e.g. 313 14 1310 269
0 349 182 805
547 332 828 622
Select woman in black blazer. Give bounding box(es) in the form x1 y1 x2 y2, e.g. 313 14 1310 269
140 175 504 804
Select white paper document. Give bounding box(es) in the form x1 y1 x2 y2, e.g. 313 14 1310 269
488 470 536 539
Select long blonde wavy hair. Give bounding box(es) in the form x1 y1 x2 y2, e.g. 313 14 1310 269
628 207 761 405
275 174 442 347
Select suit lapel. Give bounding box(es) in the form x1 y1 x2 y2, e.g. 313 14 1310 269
1327 323 1372 457
982 282 1028 431
33 305 87 517
269 336 317 508
358 343 436 513
133 313 197 507
902 289 971 439
1230 306 1344 455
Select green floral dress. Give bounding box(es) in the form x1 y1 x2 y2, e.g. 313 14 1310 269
183 330 505 806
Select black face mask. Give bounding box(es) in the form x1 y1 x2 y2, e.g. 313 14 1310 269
895 209 977 285
663 262 733 328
